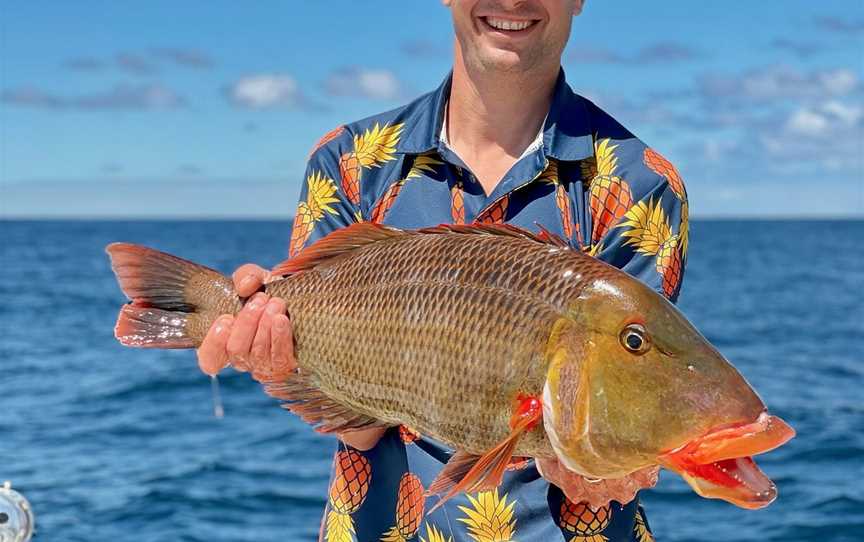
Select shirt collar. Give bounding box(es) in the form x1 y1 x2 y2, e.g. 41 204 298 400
395 68 594 162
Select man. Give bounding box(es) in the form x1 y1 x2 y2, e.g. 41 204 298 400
198 1 688 540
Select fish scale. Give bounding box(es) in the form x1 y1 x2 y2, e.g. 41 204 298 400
263 230 604 456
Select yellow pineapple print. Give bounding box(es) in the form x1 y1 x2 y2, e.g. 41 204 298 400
457 489 517 542
643 147 689 257
616 197 683 298
380 472 425 542
589 138 633 245
420 523 453 542
559 499 612 542
339 122 404 204
634 510 655 542
325 450 372 542
289 170 341 256
451 180 466 225
538 160 577 241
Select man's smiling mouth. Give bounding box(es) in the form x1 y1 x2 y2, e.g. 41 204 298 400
481 16 539 33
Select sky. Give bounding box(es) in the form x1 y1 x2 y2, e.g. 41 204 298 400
1 1 862 218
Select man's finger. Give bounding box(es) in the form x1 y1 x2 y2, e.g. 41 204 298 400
227 292 269 364
271 313 297 377
249 300 281 371
197 315 233 376
233 264 270 298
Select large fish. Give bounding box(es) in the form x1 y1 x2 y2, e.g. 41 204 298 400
106 222 794 510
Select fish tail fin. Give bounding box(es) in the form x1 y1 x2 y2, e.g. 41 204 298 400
106 243 243 348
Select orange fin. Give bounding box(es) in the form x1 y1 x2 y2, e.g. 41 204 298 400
426 393 543 511
418 222 556 245
533 222 570 248
273 221 567 277
271 221 407 276
263 373 388 434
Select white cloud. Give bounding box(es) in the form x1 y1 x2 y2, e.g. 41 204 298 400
821 100 863 125
226 74 302 109
785 100 863 137
786 108 830 136
818 69 858 95
1 84 186 110
324 67 404 100
700 66 860 102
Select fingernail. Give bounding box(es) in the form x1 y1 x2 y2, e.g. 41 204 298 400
247 294 266 311
266 299 283 315
239 275 255 291
273 315 288 329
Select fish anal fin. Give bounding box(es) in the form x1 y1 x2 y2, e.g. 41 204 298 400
426 393 543 512
271 222 407 276
262 373 388 434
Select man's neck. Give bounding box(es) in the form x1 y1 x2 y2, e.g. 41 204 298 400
445 51 558 195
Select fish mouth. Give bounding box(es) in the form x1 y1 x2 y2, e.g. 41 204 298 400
658 412 795 509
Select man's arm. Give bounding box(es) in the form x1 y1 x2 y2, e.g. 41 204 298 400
195 128 387 450
593 143 689 303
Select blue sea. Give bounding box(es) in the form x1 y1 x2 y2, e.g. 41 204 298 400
1 219 862 542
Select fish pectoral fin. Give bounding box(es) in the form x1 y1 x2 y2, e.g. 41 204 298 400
263 373 388 434
426 394 543 511
427 451 483 497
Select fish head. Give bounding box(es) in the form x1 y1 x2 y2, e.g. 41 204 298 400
543 274 794 509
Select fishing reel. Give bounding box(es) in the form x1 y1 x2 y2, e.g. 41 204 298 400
0 482 34 542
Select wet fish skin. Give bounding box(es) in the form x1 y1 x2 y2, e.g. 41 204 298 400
107 222 793 509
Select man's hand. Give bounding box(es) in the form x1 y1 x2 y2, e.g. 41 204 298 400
197 264 294 381
195 263 385 450
536 457 659 508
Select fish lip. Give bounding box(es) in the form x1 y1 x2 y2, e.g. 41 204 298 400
658 412 795 509
662 411 796 465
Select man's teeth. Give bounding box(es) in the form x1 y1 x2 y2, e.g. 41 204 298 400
485 17 534 31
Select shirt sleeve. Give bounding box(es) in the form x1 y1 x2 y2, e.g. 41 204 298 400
591 142 689 304
288 128 359 257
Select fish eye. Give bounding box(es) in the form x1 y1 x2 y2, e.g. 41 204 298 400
620 323 650 355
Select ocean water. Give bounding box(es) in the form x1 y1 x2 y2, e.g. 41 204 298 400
1 219 862 542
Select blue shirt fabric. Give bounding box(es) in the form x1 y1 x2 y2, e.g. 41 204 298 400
290 70 688 542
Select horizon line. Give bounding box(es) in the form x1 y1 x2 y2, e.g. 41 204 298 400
2 214 862 221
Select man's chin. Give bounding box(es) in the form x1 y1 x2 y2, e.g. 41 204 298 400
473 48 536 74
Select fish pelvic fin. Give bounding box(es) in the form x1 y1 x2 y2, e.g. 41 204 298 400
426 393 543 512
106 243 242 348
263 373 388 434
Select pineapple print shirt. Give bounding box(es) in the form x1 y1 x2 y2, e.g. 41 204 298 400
292 70 688 542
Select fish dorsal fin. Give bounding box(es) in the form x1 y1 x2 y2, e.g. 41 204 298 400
272 222 408 276
263 372 389 434
534 223 570 248
426 393 543 512
273 221 567 277
417 222 564 246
